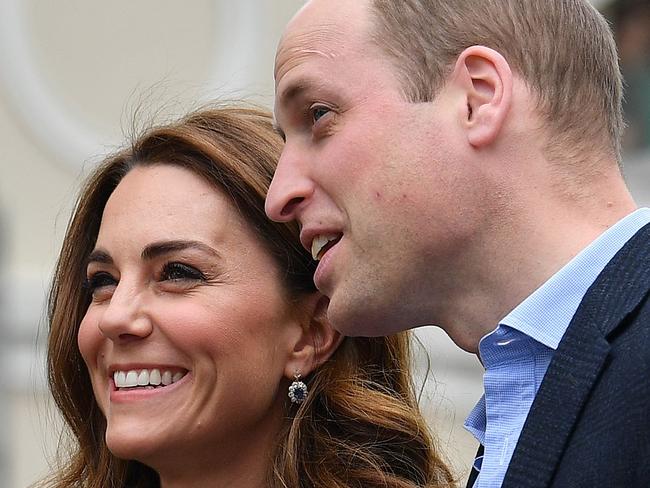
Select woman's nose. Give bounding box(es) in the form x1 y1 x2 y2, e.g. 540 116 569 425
97 282 153 343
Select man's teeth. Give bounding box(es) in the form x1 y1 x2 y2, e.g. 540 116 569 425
113 369 186 389
311 234 339 261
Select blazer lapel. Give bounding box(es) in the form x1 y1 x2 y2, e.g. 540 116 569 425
501 318 609 488
502 223 650 488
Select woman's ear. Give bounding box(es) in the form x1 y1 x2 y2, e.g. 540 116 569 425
451 45 513 147
284 294 343 379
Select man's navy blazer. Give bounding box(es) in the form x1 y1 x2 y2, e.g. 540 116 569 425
467 223 650 487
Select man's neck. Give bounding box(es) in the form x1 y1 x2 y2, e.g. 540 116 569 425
441 176 637 353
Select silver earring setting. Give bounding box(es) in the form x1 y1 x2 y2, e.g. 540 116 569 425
288 373 308 404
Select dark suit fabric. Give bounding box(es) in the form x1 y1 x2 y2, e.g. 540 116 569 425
468 223 650 488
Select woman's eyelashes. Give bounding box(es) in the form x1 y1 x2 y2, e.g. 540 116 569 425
84 261 209 299
160 262 207 282
85 271 117 295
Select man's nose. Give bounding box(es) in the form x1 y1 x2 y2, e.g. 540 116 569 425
265 147 314 222
97 282 153 344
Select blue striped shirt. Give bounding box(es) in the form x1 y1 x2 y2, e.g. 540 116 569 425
464 208 650 488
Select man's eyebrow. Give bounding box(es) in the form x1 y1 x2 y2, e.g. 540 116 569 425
272 120 286 141
141 240 221 261
275 79 313 141
276 78 311 109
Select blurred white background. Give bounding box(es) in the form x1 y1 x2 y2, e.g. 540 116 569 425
0 1 647 487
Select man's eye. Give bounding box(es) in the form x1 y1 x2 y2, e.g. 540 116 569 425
160 262 206 282
311 105 331 123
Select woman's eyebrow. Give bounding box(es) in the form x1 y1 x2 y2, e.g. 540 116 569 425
140 240 221 261
86 249 112 266
86 240 221 267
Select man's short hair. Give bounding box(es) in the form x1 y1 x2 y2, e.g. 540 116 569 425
371 0 624 162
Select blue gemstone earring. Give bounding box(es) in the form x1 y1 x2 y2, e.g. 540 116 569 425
288 373 308 404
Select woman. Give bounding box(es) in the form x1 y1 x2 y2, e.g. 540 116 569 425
44 106 455 487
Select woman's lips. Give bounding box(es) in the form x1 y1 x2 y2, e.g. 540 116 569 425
109 368 191 402
112 368 187 390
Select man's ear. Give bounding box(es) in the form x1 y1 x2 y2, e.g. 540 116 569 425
451 45 513 147
284 294 343 379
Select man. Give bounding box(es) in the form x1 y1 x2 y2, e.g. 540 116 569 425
265 0 650 487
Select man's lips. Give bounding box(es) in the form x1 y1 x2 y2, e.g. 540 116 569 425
310 234 342 260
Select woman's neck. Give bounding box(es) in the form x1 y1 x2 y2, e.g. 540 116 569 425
153 415 284 488
155 437 272 488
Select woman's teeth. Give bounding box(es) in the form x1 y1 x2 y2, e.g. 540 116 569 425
113 369 186 390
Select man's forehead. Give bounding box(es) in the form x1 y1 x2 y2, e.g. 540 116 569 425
275 27 344 80
275 0 372 80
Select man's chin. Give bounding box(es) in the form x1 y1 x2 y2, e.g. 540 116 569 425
327 298 410 337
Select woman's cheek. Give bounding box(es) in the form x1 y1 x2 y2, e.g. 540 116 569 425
77 312 102 369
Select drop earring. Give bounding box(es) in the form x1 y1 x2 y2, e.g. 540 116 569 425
288 372 308 404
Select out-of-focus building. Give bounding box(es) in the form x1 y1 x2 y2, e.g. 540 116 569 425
0 1 647 487
604 0 650 153
601 0 650 218
0 2 307 486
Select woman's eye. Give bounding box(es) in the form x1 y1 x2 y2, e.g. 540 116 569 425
160 262 206 282
85 272 117 293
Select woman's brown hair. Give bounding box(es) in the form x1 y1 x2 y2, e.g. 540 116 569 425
44 105 454 487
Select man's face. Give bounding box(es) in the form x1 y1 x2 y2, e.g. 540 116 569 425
267 0 487 336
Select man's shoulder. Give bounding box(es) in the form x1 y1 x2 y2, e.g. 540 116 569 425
575 221 650 337
549 303 650 486
503 224 650 487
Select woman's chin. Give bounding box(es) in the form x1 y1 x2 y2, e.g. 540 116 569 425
105 430 161 467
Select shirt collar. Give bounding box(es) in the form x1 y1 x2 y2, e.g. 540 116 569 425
464 208 650 457
500 208 650 350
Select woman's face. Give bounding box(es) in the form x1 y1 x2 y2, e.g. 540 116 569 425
78 164 307 472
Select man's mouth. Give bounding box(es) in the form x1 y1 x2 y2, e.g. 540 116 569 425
311 234 342 260
113 368 188 391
